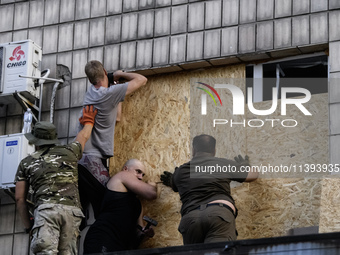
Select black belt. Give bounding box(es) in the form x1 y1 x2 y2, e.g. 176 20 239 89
196 203 238 218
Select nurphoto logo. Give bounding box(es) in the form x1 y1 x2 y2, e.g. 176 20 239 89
196 81 312 128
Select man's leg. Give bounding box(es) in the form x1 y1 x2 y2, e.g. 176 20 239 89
30 204 61 254
178 210 205 244
58 205 84 255
204 206 236 243
78 155 109 220
78 164 106 219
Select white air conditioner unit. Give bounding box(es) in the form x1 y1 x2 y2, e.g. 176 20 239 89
0 133 34 189
0 40 42 103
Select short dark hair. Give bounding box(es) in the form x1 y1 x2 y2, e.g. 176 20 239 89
193 134 216 154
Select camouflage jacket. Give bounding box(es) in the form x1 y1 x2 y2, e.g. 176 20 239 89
15 142 83 209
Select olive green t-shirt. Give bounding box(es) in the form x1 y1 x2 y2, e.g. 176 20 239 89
172 156 248 216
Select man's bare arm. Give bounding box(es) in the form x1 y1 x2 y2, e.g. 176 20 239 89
116 102 122 123
77 105 98 150
245 171 259 182
115 171 157 200
113 71 147 96
75 125 94 151
15 181 32 230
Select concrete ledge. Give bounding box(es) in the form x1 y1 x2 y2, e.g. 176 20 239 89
151 65 184 74
129 44 329 76
209 57 242 66
298 43 329 54
179 61 212 70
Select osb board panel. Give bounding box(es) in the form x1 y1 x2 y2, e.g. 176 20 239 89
235 94 329 238
111 65 246 248
245 93 329 178
112 71 192 247
234 178 322 239
109 65 330 248
319 178 340 233
190 78 247 158
190 77 328 239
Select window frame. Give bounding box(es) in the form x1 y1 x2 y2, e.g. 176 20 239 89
246 52 329 102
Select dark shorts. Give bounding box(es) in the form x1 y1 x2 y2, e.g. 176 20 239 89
178 204 236 244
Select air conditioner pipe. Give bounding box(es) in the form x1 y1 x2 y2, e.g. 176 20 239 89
50 81 60 123
20 69 52 121
49 64 72 123
19 64 72 123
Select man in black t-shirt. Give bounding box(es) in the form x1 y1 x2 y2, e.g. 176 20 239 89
161 134 258 244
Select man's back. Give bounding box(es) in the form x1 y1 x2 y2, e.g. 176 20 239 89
173 156 248 216
16 142 82 208
162 134 258 244
15 110 97 254
79 61 148 220
80 83 128 158
84 189 142 253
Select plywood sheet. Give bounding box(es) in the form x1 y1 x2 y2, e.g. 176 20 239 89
109 65 330 248
234 178 322 239
319 178 340 233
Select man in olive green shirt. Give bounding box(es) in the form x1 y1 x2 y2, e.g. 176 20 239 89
15 106 97 254
161 134 258 244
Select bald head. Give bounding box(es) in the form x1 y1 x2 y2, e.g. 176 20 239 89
123 158 142 167
122 159 145 180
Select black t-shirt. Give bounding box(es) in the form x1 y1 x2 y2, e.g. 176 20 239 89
172 156 248 216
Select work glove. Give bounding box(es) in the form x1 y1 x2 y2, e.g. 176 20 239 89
234 155 250 166
79 105 98 126
160 171 174 188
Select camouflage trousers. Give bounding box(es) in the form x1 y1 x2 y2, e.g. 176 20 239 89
31 203 84 255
